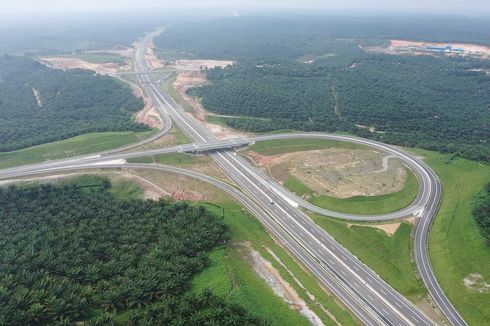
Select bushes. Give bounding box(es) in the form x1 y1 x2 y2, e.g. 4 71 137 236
473 182 490 245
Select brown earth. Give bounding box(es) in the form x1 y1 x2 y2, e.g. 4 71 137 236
39 57 120 75
0 167 230 203
244 148 407 198
237 243 324 325
174 59 234 71
131 82 162 128
364 39 490 59
347 222 402 236
85 48 134 58
172 70 254 139
145 40 165 69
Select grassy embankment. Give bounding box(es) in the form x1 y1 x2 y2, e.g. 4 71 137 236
248 138 419 215
417 150 490 325
0 130 155 170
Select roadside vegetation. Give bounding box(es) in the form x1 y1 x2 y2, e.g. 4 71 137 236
0 130 155 170
311 217 427 300
417 149 490 325
0 56 148 152
0 178 270 325
472 182 490 245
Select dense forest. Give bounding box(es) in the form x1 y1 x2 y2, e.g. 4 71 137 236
0 56 148 152
157 17 490 161
0 181 268 325
473 182 490 245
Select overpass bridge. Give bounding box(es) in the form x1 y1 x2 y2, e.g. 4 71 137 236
179 138 252 154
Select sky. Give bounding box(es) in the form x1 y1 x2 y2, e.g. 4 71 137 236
3 0 490 16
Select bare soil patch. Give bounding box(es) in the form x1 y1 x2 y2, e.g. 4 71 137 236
32 88 42 107
349 222 402 236
131 82 162 128
173 70 254 139
145 40 165 69
245 148 406 198
464 273 490 293
129 168 229 203
364 39 490 59
86 48 134 58
174 59 234 71
39 57 120 75
237 243 324 325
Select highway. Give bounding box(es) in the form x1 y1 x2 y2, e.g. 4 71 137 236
132 32 437 326
0 31 467 326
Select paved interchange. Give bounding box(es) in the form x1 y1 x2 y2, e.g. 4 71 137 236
0 32 468 326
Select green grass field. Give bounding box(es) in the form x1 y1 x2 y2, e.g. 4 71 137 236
410 150 490 325
248 138 365 156
127 153 210 165
311 216 427 300
0 130 155 170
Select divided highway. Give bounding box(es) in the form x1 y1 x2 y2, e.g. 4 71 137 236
0 31 467 326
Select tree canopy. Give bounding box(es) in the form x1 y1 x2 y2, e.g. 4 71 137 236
0 56 148 152
0 181 268 325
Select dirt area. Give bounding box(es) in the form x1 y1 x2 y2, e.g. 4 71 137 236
364 39 490 59
463 273 490 293
39 57 121 75
244 148 407 198
174 59 234 71
129 168 229 202
237 243 324 325
347 222 402 236
265 247 342 325
32 88 42 107
414 296 448 326
131 82 162 128
0 168 229 203
144 40 165 70
86 48 134 58
172 70 254 139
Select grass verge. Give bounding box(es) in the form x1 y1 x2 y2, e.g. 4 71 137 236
410 149 490 325
0 130 155 170
247 138 365 156
311 216 427 300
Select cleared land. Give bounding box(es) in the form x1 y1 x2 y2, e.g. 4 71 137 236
0 130 154 170
415 149 490 325
244 139 418 215
127 153 227 180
